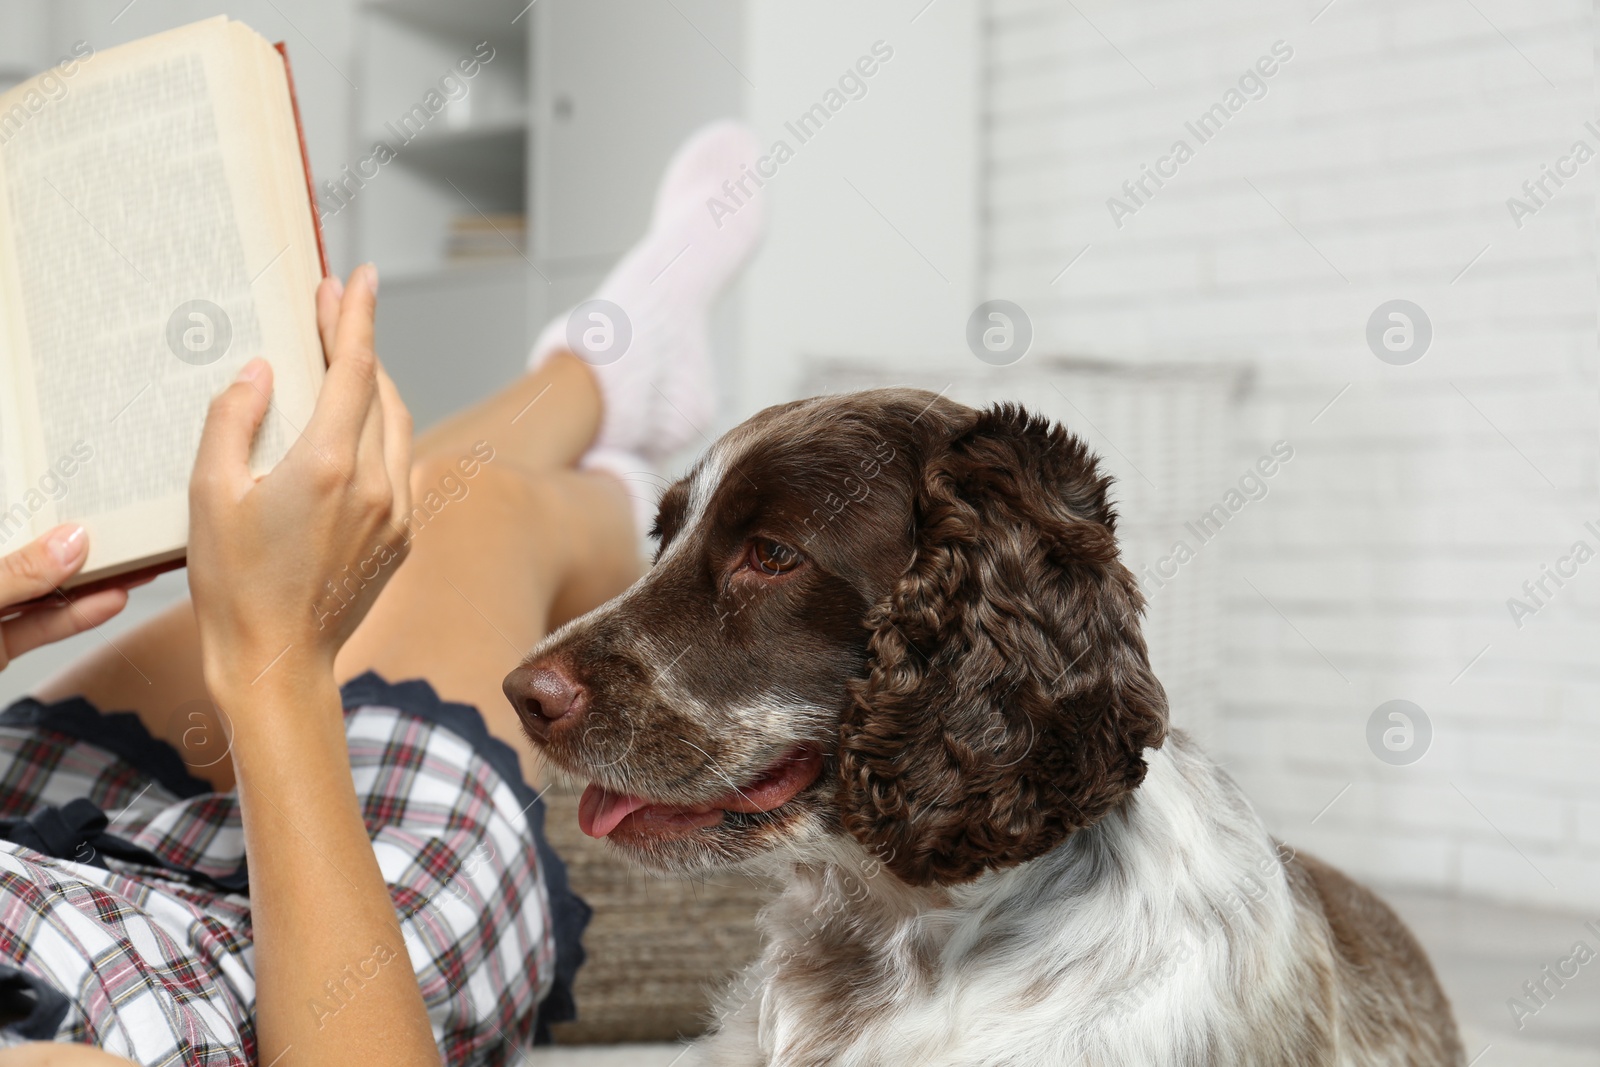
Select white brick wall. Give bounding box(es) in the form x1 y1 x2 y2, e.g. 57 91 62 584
982 0 1599 909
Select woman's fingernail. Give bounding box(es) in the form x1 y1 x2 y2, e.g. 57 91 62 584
362 262 379 298
46 525 86 567
237 358 267 383
329 274 345 300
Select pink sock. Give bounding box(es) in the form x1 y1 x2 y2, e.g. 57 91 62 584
527 121 767 489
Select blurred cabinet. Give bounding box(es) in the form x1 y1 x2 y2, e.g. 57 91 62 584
355 0 744 428
348 0 531 278
532 0 745 267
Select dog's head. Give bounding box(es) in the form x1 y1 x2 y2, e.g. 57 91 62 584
505 389 1167 886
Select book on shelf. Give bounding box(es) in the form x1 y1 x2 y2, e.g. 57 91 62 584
447 212 526 261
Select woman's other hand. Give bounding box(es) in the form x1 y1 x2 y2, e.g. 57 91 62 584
0 525 132 671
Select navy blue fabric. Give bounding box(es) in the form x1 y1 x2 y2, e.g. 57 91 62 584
0 673 591 1044
0 797 250 895
0 798 112 868
0 965 70 1040
0 696 213 800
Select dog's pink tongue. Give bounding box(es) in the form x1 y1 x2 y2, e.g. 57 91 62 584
578 783 653 838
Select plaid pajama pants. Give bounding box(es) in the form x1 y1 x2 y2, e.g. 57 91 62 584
0 672 589 1066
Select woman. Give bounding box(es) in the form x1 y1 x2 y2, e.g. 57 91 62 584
0 121 765 1065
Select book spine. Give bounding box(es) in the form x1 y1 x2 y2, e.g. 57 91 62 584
275 40 330 279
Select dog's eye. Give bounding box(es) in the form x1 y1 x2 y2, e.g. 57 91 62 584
749 538 802 576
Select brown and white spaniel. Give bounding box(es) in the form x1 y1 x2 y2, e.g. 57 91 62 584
505 389 1463 1067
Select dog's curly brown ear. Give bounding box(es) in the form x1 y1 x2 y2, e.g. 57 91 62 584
838 403 1168 887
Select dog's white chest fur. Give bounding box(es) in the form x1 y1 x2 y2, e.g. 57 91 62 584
693 735 1350 1067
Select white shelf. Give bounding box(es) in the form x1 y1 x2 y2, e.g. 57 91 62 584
363 0 534 46
382 258 531 287
352 0 744 432
352 0 531 271
363 113 527 146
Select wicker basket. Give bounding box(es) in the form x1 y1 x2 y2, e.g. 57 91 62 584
540 770 779 1044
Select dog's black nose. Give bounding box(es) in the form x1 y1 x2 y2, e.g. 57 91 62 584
504 663 586 740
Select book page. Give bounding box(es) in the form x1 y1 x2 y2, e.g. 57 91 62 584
0 273 26 555
0 70 58 557
0 411 29 561
0 18 325 581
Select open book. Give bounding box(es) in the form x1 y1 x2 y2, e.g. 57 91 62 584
0 17 326 592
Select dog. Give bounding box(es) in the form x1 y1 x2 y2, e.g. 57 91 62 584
505 389 1464 1066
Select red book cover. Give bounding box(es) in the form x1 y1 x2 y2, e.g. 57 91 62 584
276 41 330 280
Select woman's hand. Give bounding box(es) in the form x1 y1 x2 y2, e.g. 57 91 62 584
187 264 413 701
0 526 134 671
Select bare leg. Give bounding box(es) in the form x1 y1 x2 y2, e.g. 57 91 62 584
34 352 644 791
411 347 600 473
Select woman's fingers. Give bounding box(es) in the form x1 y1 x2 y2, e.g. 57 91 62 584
315 274 345 361
0 525 89 614
333 263 378 359
376 367 414 527
192 359 275 500
1 588 128 668
353 358 387 493
302 264 380 465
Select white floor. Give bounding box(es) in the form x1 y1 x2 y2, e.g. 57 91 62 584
1386 888 1600 1066
1456 1028 1600 1067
